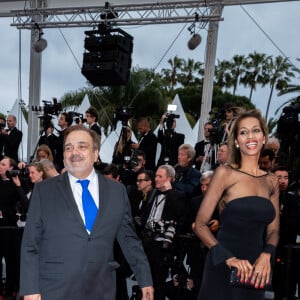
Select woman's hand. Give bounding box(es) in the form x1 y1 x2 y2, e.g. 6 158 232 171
250 252 272 289
226 257 253 284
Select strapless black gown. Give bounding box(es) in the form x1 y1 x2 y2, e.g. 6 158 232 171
198 196 275 300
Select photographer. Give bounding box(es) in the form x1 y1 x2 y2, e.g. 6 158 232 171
131 117 157 171
272 166 300 300
112 126 134 167
38 123 58 159
140 165 187 300
55 112 73 172
157 113 185 167
194 122 214 171
0 115 23 163
173 144 201 198
0 117 6 160
85 106 101 138
0 156 29 299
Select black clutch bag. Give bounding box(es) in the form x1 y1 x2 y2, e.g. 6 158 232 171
229 267 272 290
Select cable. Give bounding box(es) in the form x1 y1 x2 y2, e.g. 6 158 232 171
58 28 82 69
240 5 297 69
153 23 188 71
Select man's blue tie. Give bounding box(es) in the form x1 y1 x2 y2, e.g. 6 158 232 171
77 179 98 232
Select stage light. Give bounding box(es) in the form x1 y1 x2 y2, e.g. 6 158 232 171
33 37 47 53
33 23 47 53
187 34 201 50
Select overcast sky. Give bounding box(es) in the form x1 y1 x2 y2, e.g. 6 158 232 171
0 1 299 121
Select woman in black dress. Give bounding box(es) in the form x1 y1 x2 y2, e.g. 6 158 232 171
194 109 280 300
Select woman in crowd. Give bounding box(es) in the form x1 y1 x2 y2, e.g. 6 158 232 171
35 144 54 162
112 126 134 166
194 109 279 300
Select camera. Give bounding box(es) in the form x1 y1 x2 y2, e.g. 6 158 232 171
32 98 62 131
0 123 6 130
6 168 29 179
123 152 139 170
277 99 300 138
69 112 87 124
147 219 177 249
114 106 132 128
208 108 226 144
164 104 180 135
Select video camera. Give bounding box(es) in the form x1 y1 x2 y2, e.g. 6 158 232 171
6 168 29 180
114 106 133 128
208 108 226 144
68 112 87 124
164 104 180 133
32 98 62 131
277 98 300 140
123 152 139 170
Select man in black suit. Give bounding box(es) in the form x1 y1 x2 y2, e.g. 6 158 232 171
55 112 73 172
157 113 185 167
85 106 101 138
20 125 154 300
0 117 6 160
194 122 214 171
131 117 157 171
140 165 186 300
1 114 23 163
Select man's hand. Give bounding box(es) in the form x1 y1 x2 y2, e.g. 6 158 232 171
141 286 154 300
24 294 41 300
131 143 139 150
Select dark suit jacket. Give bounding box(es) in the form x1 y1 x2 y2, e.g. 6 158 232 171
90 123 101 137
141 189 187 234
139 131 157 171
20 172 152 300
157 129 185 166
3 127 22 162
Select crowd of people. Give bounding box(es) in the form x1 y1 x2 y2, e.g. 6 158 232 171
0 104 299 300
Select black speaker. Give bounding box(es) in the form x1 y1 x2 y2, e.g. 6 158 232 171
82 28 133 86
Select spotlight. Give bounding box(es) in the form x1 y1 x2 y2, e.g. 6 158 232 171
33 37 47 53
187 34 201 50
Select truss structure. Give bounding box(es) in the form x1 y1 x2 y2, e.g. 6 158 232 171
10 1 224 29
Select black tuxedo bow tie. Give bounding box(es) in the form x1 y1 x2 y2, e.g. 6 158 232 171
156 190 169 196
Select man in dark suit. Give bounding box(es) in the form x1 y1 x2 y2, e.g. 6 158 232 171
20 125 154 300
157 113 185 167
140 165 186 300
1 114 23 163
85 106 101 139
55 112 73 172
131 117 157 171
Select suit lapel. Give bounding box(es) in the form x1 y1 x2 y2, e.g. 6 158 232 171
56 173 87 233
88 173 108 232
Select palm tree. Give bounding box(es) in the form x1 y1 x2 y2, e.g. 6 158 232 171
178 58 204 87
214 59 233 91
262 56 295 121
278 58 300 97
161 56 184 90
229 54 247 95
240 52 270 102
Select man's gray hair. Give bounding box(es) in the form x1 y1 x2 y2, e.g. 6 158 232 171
158 164 176 180
201 170 214 181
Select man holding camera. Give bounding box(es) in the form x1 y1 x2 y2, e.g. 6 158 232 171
0 115 23 163
157 113 185 167
140 165 186 300
0 156 28 299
